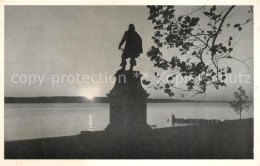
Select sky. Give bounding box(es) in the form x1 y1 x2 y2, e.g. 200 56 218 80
4 6 253 101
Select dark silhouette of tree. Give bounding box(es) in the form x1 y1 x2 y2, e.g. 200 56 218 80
229 86 249 119
145 6 253 97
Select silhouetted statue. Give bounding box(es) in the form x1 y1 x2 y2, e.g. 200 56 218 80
118 24 143 71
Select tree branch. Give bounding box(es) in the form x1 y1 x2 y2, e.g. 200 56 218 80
211 5 236 49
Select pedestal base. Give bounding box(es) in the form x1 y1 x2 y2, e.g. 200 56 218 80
105 70 151 134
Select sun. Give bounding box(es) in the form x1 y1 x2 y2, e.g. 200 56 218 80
79 86 100 100
84 93 95 100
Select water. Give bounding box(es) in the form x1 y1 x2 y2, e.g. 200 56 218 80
4 102 253 141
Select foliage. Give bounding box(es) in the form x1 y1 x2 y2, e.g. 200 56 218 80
145 6 253 97
229 86 249 119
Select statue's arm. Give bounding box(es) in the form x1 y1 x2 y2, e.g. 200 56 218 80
140 36 143 53
118 32 127 49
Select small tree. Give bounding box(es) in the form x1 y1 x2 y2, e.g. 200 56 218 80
229 86 249 119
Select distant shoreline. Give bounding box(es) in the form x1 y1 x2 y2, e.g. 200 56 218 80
4 96 247 104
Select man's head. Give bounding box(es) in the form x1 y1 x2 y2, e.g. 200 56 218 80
128 24 135 31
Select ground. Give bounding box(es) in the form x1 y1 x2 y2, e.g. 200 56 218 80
5 119 253 159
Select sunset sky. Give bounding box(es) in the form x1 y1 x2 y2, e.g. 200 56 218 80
4 6 253 101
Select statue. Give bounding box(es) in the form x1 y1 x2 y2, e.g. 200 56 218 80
103 25 151 134
81 24 150 136
118 24 143 71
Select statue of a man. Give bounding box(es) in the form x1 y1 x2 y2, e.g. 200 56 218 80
118 24 143 71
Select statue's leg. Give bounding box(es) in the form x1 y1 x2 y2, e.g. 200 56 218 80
120 55 127 71
129 57 136 71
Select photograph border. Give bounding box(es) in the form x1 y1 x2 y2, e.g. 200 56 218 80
0 0 259 165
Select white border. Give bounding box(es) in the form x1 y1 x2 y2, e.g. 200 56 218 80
0 0 259 166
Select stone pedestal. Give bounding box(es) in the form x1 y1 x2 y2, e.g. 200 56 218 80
105 70 151 134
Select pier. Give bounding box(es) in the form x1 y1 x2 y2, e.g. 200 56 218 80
171 114 221 126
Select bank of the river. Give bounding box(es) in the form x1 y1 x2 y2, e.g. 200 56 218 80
5 118 253 159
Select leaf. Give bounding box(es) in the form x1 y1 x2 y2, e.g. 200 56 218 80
156 20 162 25
192 51 197 56
226 55 233 59
234 24 240 28
203 11 211 16
211 72 216 77
227 67 232 73
185 16 191 22
165 84 170 89
178 16 183 21
168 76 173 81
164 88 174 97
220 82 226 87
186 81 194 87
142 79 151 85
